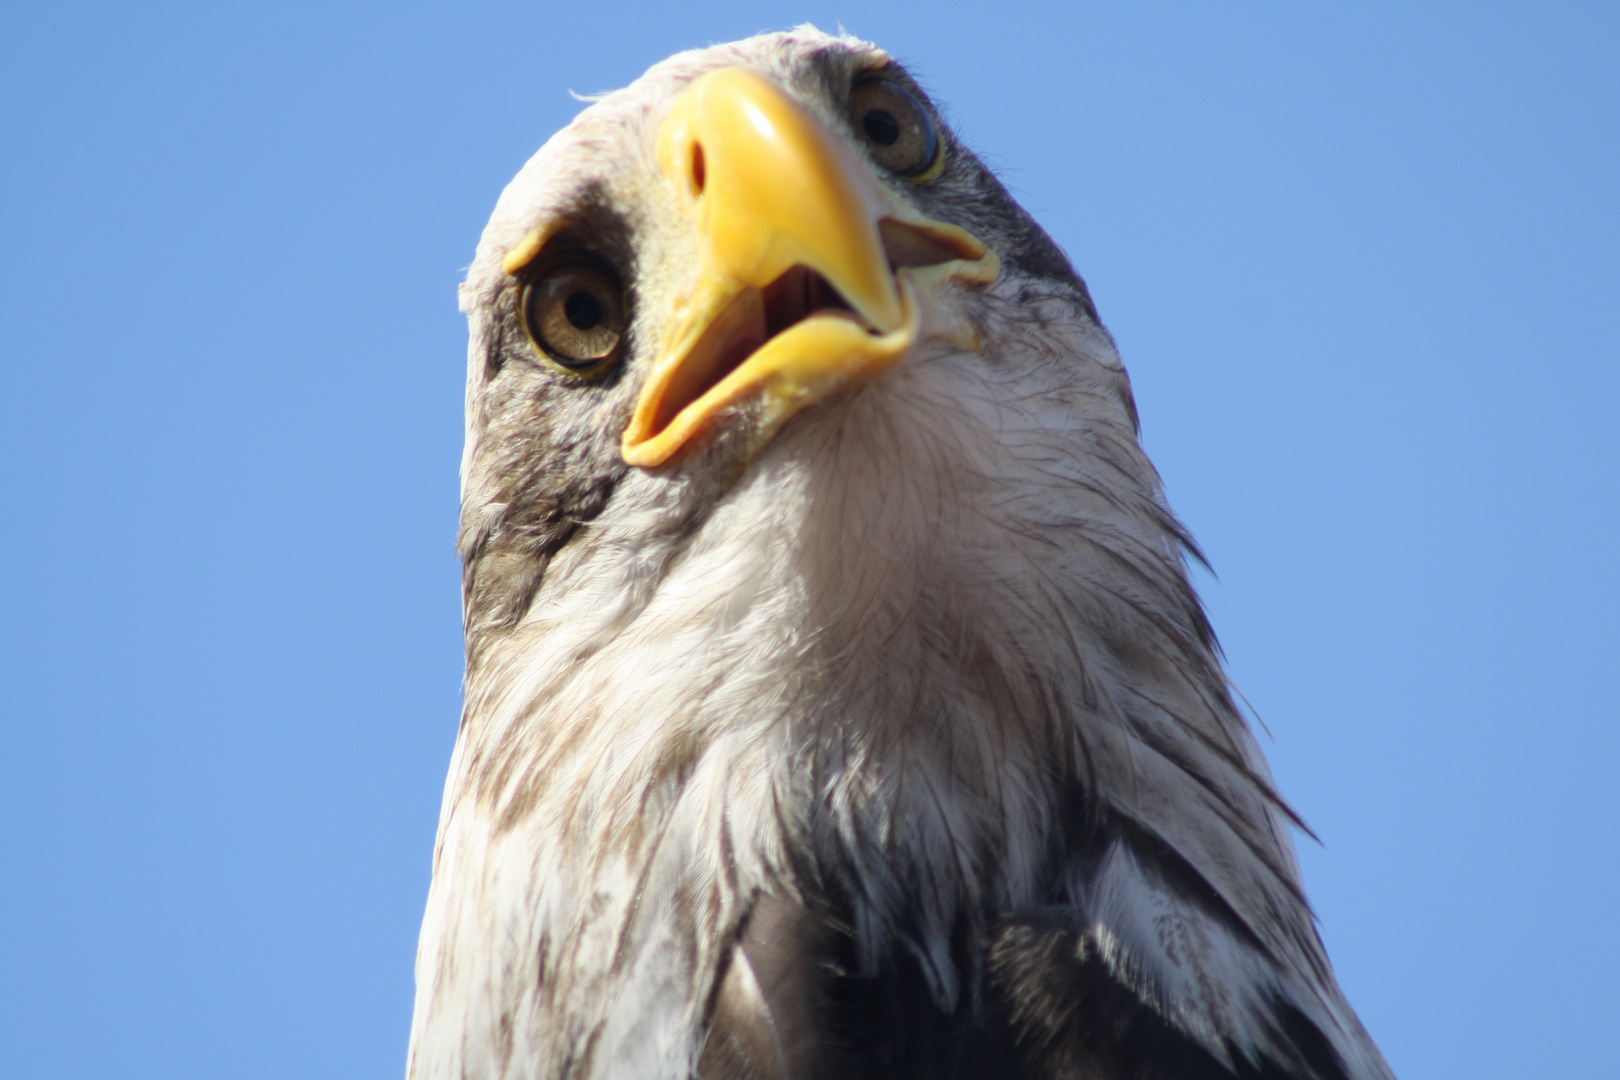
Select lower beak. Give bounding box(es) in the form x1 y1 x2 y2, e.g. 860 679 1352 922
620 67 999 468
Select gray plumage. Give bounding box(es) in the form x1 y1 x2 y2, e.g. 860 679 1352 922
408 26 1394 1080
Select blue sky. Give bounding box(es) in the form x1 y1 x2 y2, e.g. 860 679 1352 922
2 3 1616 1077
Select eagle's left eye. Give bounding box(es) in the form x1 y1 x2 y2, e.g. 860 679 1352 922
849 76 941 180
521 261 626 374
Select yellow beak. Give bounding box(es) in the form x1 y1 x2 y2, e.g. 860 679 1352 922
620 67 997 468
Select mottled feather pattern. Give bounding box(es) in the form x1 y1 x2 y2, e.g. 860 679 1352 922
409 27 1393 1080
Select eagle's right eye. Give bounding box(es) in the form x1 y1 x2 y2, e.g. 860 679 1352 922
849 76 941 181
521 261 626 374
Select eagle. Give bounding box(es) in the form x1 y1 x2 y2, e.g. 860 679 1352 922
407 26 1394 1080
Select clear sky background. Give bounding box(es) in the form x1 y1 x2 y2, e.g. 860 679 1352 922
2 3 1615 1078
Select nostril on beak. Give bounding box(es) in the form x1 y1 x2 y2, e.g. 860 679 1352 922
689 143 706 197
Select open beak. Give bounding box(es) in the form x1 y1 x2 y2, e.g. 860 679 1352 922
619 67 999 468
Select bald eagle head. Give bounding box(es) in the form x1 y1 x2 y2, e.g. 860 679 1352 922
411 26 1393 1080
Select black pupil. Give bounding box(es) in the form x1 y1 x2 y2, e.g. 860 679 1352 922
862 108 900 146
564 291 603 330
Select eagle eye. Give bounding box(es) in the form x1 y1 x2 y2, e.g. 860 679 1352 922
521 260 626 374
849 77 940 180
